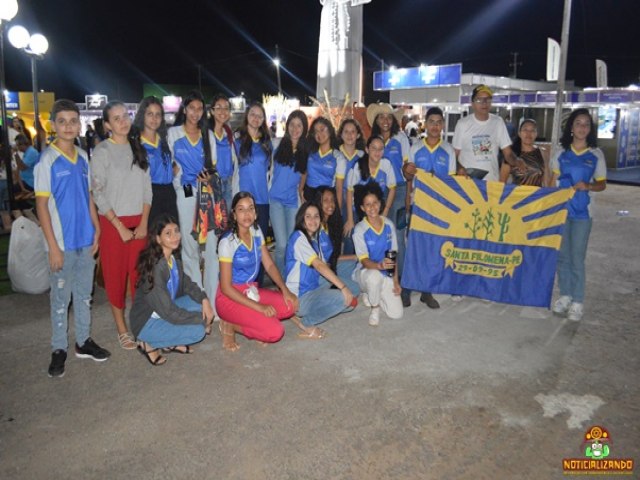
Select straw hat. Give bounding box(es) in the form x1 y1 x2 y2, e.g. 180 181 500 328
366 103 404 127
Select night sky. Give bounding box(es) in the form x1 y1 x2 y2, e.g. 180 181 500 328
4 0 640 104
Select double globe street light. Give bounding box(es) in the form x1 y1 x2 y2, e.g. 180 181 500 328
8 24 48 132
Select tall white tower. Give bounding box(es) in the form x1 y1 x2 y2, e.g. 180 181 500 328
316 0 372 103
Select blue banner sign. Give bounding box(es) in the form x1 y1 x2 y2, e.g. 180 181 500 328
373 63 462 91
4 91 19 110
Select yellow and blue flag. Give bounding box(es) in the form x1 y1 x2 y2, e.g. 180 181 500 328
402 171 574 307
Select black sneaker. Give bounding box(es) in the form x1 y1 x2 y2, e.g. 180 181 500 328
75 338 111 362
48 349 67 378
420 292 440 309
401 289 411 307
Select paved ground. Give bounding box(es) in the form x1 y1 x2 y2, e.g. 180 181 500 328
1 184 638 479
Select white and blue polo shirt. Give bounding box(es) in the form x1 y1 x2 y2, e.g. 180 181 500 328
218 226 264 284
353 217 397 275
409 139 456 178
285 230 324 297
214 130 234 180
551 146 606 219
34 142 95 251
346 159 397 195
168 126 206 187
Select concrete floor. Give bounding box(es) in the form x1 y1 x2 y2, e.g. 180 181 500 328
1 184 638 479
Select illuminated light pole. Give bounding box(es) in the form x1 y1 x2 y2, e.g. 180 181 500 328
9 24 48 149
0 0 18 212
273 44 282 95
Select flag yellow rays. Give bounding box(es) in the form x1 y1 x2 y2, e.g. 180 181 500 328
411 171 574 249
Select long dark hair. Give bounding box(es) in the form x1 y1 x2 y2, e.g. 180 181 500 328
173 91 213 168
274 110 309 173
354 181 385 222
294 201 322 257
560 108 597 150
238 102 272 166
103 100 149 171
228 191 259 240
511 119 537 156
370 112 400 138
133 96 171 162
337 118 366 151
356 136 385 182
136 214 180 292
315 186 343 272
307 117 339 155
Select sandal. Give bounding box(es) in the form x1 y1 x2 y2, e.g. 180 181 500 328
297 327 326 340
118 332 137 350
290 316 326 340
161 345 193 354
219 320 240 352
137 343 167 366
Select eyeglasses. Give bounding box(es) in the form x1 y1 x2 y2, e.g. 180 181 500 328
248 112 264 120
473 97 492 104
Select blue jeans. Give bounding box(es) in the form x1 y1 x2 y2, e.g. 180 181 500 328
557 218 592 303
387 183 407 277
50 247 95 351
221 176 233 213
318 258 360 296
137 295 206 348
298 284 354 327
269 200 297 275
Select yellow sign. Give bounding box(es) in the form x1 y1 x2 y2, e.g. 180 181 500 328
440 241 522 278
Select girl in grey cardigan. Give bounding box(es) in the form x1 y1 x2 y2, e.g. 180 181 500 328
130 214 214 365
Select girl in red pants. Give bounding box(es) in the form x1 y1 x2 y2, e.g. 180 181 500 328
216 192 298 351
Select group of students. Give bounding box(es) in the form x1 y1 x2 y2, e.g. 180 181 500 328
36 85 606 376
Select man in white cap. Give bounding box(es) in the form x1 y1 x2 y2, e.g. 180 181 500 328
452 85 523 181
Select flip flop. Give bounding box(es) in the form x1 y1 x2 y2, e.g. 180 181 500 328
161 345 193 354
297 327 326 340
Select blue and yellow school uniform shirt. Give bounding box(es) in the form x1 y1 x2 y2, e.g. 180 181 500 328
383 132 410 186
236 138 270 204
285 230 324 297
141 135 173 185
168 126 206 187
19 146 40 188
214 130 234 180
551 146 606 219
409 139 456 178
218 226 264 284
306 148 346 188
353 217 398 274
269 147 302 208
346 159 397 194
318 226 333 261
34 142 94 251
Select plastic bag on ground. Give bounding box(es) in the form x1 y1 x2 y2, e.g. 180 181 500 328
7 216 49 294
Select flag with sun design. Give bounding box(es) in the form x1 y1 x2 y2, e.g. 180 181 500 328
402 171 575 307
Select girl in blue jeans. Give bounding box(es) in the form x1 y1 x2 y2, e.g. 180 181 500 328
130 214 215 365
550 108 607 322
285 201 356 339
269 110 309 274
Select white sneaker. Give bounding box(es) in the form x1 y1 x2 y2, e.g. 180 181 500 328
451 295 463 302
361 293 371 307
368 307 380 326
567 302 583 321
553 295 572 314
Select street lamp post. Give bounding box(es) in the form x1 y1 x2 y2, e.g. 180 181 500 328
273 44 282 95
0 0 18 212
8 24 48 148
